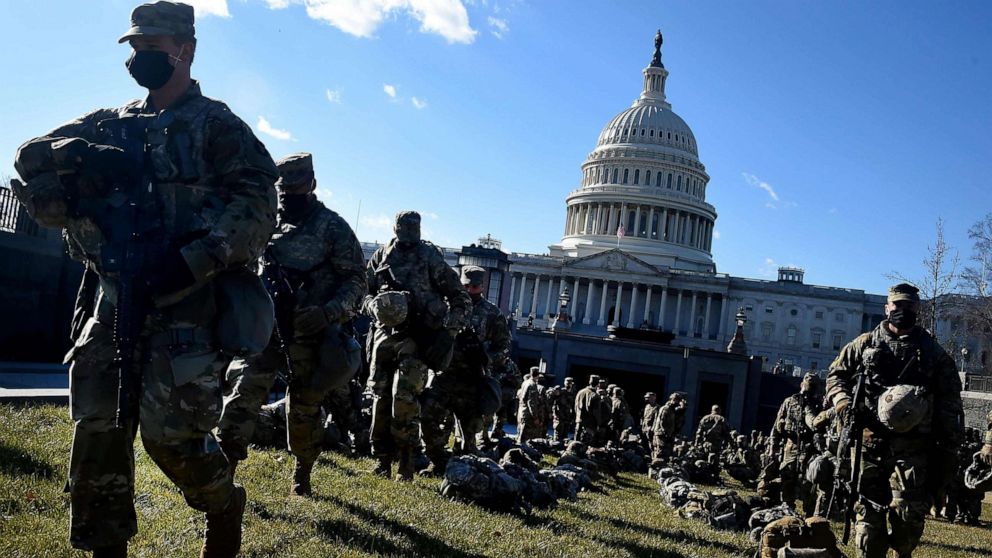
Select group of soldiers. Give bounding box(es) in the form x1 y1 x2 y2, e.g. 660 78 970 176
8 3 992 558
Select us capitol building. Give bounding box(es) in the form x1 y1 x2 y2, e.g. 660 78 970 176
497 31 887 376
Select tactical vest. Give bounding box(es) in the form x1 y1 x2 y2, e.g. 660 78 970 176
268 202 351 309
861 325 937 436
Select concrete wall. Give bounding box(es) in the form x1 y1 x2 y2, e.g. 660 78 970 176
962 390 992 430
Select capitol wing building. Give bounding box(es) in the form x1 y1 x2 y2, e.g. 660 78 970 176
503 32 887 375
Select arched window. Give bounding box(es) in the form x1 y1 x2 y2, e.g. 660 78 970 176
633 169 640 185
786 325 798 346
666 173 672 188
623 168 629 184
611 168 618 184
641 128 646 136
645 170 652 185
656 172 663 187
627 211 636 232
650 129 654 137
650 213 659 239
677 175 682 191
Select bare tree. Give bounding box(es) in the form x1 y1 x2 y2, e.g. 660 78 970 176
959 213 992 373
887 218 959 342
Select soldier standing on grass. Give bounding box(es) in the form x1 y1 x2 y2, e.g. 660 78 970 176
652 392 687 461
694 404 733 465
420 265 512 474
363 211 471 481
640 391 659 452
549 377 577 443
826 283 963 558
574 374 602 445
11 2 278 556
216 152 366 496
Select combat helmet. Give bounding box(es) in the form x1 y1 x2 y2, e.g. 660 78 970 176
964 451 992 492
877 384 930 433
370 291 409 327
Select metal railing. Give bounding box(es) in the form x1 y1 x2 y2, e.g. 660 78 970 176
966 374 992 393
0 187 40 237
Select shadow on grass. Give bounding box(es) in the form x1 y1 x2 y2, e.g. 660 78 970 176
604 517 745 554
589 534 696 558
921 539 992 555
0 440 55 478
315 494 489 558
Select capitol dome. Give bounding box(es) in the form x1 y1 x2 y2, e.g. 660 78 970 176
551 30 717 273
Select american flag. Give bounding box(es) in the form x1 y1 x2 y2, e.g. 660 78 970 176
617 224 625 239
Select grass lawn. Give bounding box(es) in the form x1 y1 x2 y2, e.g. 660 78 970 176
2 403 991 557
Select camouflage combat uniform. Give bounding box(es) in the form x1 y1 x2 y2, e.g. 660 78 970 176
640 395 660 451
609 389 632 440
217 152 366 493
422 267 512 466
13 78 277 548
364 212 471 479
574 377 602 445
694 408 733 464
652 395 686 460
759 377 819 507
549 380 577 442
826 316 962 558
517 371 549 443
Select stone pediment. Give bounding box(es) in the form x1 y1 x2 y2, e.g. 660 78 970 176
563 249 662 276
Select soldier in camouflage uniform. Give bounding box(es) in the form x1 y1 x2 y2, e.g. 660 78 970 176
574 374 603 445
758 372 822 508
981 408 992 465
217 152 366 496
609 387 632 440
517 367 550 442
826 283 963 558
10 3 278 556
420 266 512 474
652 392 687 461
363 211 471 481
640 391 659 452
548 377 576 443
694 405 733 465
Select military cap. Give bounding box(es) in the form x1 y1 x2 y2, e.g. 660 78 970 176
563 377 575 384
644 391 656 399
461 265 486 286
588 374 600 384
275 152 315 191
529 366 543 375
395 211 421 227
887 282 920 303
119 1 195 43
394 211 421 243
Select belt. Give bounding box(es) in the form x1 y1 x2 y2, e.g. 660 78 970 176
147 327 215 349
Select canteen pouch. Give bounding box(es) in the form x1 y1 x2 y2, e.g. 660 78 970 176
315 324 362 392
215 267 275 357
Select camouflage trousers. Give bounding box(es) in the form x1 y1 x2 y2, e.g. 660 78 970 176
552 412 573 443
575 422 598 446
421 369 483 463
368 328 425 458
853 441 929 558
651 434 675 461
218 334 340 465
483 386 517 438
66 318 235 550
517 412 547 443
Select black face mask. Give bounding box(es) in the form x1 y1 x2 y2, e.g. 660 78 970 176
888 308 917 330
279 193 312 218
126 50 176 90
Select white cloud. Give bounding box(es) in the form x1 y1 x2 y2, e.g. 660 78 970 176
759 257 778 277
257 116 295 141
266 0 293 8
315 187 333 202
186 0 231 17
488 16 508 39
423 211 439 220
742 172 779 201
411 96 428 109
358 213 396 241
325 88 342 103
383 84 397 98
712 229 721 240
303 0 477 44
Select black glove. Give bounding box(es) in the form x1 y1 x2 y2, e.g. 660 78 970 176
146 249 196 297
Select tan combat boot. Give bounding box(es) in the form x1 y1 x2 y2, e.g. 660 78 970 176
291 459 314 497
200 485 246 558
395 449 414 482
371 456 392 478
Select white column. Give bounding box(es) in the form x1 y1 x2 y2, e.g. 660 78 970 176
596 204 605 234
660 208 668 240
704 292 713 339
643 285 654 327
674 289 683 334
647 206 656 239
659 287 668 330
627 284 640 328
633 206 642 238
516 274 528 316
508 274 518 312
582 278 595 325
529 275 540 316
718 296 729 339
689 291 698 335
607 204 617 234
571 277 580 317
597 281 609 326
544 276 557 317
613 282 624 326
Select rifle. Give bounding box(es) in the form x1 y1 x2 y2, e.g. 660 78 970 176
96 112 172 428
826 370 868 544
456 326 490 374
259 248 297 383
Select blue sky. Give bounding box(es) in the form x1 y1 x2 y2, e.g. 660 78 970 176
2 1 989 295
